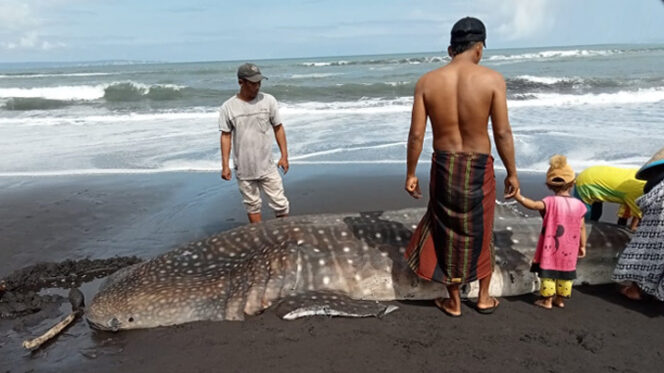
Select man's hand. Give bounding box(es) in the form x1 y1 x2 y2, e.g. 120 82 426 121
277 157 289 174
578 245 586 258
405 175 422 199
504 174 519 199
221 166 231 181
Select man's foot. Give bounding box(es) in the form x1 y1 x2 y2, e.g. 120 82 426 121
476 297 500 314
434 298 461 317
552 297 565 308
534 299 553 310
619 284 643 301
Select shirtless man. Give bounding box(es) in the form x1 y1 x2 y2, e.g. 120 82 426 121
403 17 519 317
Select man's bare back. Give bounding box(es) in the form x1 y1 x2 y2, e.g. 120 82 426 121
420 62 503 154
405 41 518 200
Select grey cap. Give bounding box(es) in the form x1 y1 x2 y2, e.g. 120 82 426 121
237 63 267 82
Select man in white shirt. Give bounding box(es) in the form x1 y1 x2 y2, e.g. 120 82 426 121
219 63 290 223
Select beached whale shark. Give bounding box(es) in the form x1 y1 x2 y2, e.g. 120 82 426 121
86 203 631 330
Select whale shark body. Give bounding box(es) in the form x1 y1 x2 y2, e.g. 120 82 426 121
86 204 631 330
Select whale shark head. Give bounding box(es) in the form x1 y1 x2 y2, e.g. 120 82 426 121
86 275 222 330
85 278 189 330
85 252 230 330
86 286 151 331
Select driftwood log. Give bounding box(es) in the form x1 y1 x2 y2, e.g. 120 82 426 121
22 288 85 351
22 311 81 350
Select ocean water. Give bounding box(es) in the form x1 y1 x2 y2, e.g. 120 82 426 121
0 44 663 176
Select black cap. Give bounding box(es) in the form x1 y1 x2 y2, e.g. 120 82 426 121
450 17 486 47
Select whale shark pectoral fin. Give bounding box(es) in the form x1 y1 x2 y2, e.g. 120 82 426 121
274 292 399 320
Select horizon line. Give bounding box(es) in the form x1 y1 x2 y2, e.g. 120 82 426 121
1 41 662 67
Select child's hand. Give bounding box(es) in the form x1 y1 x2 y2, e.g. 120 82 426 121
578 246 586 258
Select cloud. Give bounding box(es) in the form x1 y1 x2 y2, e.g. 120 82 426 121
0 0 67 50
1 31 66 50
0 0 37 31
483 0 557 41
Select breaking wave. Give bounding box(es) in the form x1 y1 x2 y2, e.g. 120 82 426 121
103 82 185 101
486 48 625 62
299 56 449 67
0 81 188 104
0 72 119 79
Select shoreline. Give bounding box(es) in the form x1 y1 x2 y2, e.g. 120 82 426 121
0 165 561 277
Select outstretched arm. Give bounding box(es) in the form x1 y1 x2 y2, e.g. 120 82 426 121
490 74 519 199
273 124 289 174
405 78 427 199
514 188 545 212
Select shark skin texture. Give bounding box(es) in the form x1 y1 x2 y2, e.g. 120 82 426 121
86 204 631 330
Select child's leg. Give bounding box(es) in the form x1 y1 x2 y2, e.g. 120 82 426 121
536 278 555 309
553 279 573 308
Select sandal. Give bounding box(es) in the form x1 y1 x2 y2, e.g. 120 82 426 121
434 298 461 317
476 297 500 314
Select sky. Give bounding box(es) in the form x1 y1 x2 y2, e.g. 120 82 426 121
0 0 663 63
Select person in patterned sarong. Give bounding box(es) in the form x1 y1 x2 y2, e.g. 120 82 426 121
404 17 519 317
613 148 664 301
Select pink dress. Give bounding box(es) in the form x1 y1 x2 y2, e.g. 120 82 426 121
531 196 587 280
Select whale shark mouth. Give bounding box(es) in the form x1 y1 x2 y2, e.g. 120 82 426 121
86 317 120 332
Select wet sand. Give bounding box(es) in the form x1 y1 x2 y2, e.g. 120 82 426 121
1 165 662 373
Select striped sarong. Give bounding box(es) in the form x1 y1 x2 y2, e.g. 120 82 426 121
405 151 496 285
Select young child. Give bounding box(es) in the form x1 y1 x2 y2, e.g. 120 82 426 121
514 155 588 309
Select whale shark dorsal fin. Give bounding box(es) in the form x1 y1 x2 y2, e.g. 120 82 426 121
275 292 399 320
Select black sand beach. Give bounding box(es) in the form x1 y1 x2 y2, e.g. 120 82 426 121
1 165 663 373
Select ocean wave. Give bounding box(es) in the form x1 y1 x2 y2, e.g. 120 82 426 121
289 73 344 79
281 97 413 115
2 97 72 111
486 48 624 63
506 75 591 95
0 85 106 100
0 81 188 103
0 158 649 178
513 75 583 85
0 162 405 177
299 56 448 67
0 72 118 79
3 85 661 121
0 168 219 177
268 82 415 102
0 109 217 126
289 141 409 161
103 82 185 101
509 87 664 107
0 99 410 126
282 87 664 112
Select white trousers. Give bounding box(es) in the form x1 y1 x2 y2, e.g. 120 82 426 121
237 169 289 216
